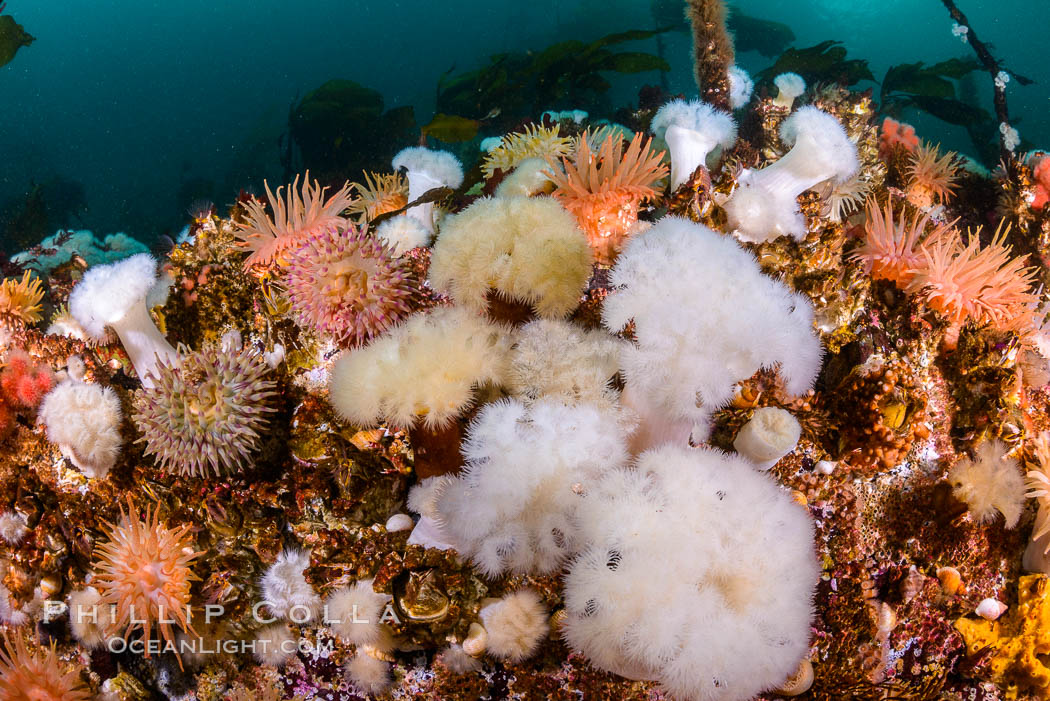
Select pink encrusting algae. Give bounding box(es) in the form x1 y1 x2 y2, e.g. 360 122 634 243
878 117 919 159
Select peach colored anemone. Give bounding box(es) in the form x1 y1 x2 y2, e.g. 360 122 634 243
544 131 667 265
908 222 1037 347
905 142 959 208
92 497 202 664
0 632 91 701
0 270 44 325
348 172 408 223
851 197 954 286
235 171 354 269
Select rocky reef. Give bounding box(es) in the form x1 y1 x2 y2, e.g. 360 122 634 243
2 2 1050 701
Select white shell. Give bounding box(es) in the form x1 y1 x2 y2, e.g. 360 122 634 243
385 514 414 532
976 598 1007 620
774 658 814 696
463 622 487 657
816 460 836 475
733 407 801 470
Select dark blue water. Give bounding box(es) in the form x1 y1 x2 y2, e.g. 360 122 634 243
1 0 1045 246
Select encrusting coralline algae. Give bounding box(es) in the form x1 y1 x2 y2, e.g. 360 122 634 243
3 1 1050 699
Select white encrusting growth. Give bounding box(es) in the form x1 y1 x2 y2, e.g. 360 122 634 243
724 106 859 243
375 215 431 255
0 512 27 545
328 306 512 430
253 623 297 666
562 444 819 701
733 406 802 470
436 643 483 673
651 99 737 189
406 476 457 551
494 157 553 198
67 587 117 649
391 146 464 233
345 652 392 695
325 579 391 646
68 253 177 387
434 398 630 575
506 318 625 407
948 440 1025 528
602 216 822 448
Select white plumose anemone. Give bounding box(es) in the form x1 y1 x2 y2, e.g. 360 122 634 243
68 253 177 387
724 106 859 243
773 72 806 109
602 216 822 449
434 397 631 575
391 146 464 233
651 99 737 189
38 379 123 478
562 444 819 701
727 65 754 109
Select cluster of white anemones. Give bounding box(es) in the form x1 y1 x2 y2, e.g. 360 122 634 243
37 96 859 700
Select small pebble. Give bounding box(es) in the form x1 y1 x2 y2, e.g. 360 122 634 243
816 460 836 475
385 514 414 532
976 598 1007 620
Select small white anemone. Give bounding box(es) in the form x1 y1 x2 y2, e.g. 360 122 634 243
479 589 549 662
773 72 806 109
68 253 177 387
733 406 801 470
375 215 431 255
259 549 321 622
651 99 737 189
392 146 464 233
727 65 754 109
38 379 123 478
325 579 392 646
724 106 859 242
